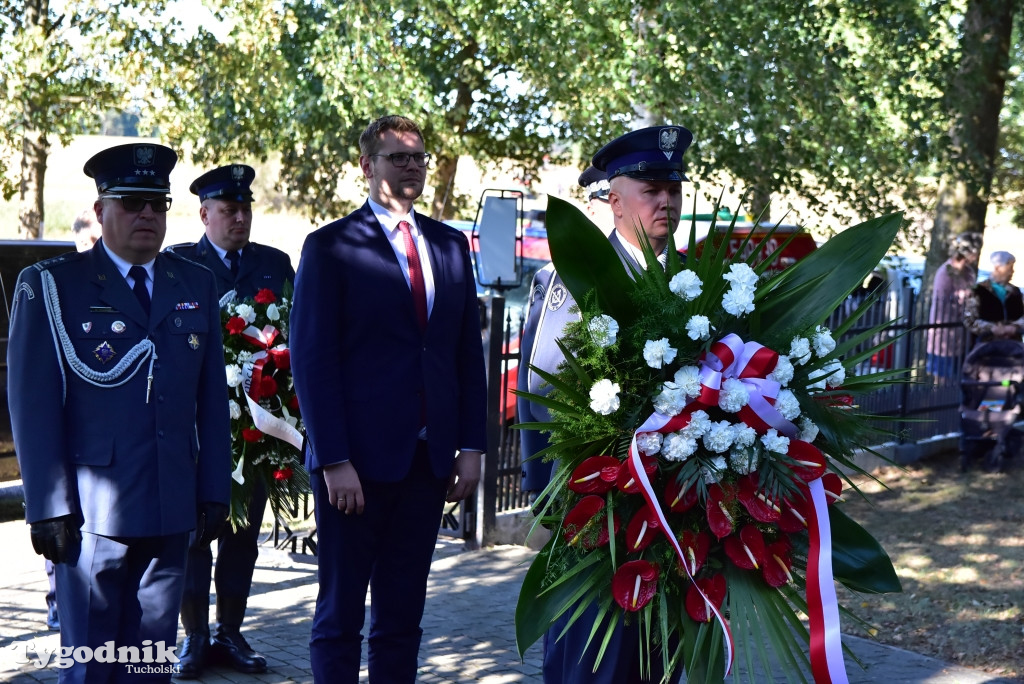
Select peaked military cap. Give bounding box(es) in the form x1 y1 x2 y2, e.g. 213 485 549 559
190 164 256 202
84 143 177 194
592 125 693 182
578 165 610 202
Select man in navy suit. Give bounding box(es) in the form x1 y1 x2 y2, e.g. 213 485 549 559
8 142 231 683
166 164 295 678
518 127 692 684
290 115 487 683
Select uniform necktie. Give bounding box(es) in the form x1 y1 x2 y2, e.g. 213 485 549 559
397 220 428 332
227 250 241 278
129 265 151 315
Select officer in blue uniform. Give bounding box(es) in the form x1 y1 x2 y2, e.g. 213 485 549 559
518 127 692 684
8 142 232 683
166 164 295 678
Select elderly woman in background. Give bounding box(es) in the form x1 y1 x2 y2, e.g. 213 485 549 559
965 250 1024 343
926 235 979 379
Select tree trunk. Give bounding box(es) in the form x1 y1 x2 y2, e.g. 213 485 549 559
431 154 460 221
19 130 47 239
925 0 1016 299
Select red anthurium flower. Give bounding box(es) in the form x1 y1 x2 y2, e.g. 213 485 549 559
685 574 727 622
260 375 278 398
778 485 810 533
616 454 658 493
625 504 661 553
723 524 766 570
273 467 293 481
762 538 794 587
242 428 263 443
287 395 300 412
225 316 246 335
269 347 291 370
786 440 827 482
563 495 619 549
821 472 843 504
254 288 277 304
706 482 738 539
665 476 699 513
612 560 660 612
736 473 781 523
567 456 620 494
678 529 711 576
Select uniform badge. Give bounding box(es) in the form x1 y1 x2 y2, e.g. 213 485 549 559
94 341 116 364
134 145 155 166
188 334 200 350
175 302 199 310
111 321 126 333
174 317 182 328
232 165 246 181
82 322 92 333
660 128 679 160
547 284 568 312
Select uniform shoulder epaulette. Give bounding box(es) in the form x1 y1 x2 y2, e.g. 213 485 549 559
31 251 82 271
164 242 197 253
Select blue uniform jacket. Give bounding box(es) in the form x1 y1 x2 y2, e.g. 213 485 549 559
166 234 295 299
8 241 232 537
290 202 487 482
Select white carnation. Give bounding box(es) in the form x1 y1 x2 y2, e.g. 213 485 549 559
228 399 242 420
703 420 735 453
729 448 759 475
723 263 758 290
702 455 729 484
789 337 811 365
686 315 711 341
643 338 678 369
722 288 755 316
673 366 702 398
225 364 244 388
663 433 698 461
589 379 621 415
719 377 750 412
761 428 790 454
588 315 619 348
732 423 757 447
799 417 820 443
813 325 836 357
235 303 257 324
769 355 794 386
825 359 846 387
775 389 801 420
236 350 253 364
653 383 688 417
681 410 712 438
669 270 703 300
266 303 281 321
636 432 664 456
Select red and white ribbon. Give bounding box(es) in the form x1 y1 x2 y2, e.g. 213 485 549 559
806 477 848 683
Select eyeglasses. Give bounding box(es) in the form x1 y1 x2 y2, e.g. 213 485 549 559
371 152 432 168
100 194 173 213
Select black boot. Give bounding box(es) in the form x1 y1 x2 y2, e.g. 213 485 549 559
209 596 267 674
174 596 210 679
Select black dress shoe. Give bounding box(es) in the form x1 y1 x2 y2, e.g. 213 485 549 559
45 601 59 631
173 633 210 679
210 629 267 674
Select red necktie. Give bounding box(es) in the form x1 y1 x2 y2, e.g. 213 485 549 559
397 220 428 332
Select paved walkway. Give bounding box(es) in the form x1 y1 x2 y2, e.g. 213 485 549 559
0 518 1018 683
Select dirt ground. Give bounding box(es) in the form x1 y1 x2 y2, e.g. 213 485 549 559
836 446 1024 680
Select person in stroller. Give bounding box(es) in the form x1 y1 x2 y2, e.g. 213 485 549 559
965 250 1024 342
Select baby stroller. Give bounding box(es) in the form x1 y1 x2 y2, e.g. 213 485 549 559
959 339 1024 472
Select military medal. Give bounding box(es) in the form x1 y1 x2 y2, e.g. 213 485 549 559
93 341 116 364
188 333 200 350
82 322 92 333
111 320 126 333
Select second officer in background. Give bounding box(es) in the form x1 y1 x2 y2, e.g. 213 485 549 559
167 164 295 678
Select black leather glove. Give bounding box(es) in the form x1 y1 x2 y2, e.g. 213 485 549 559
194 502 229 549
30 515 81 564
